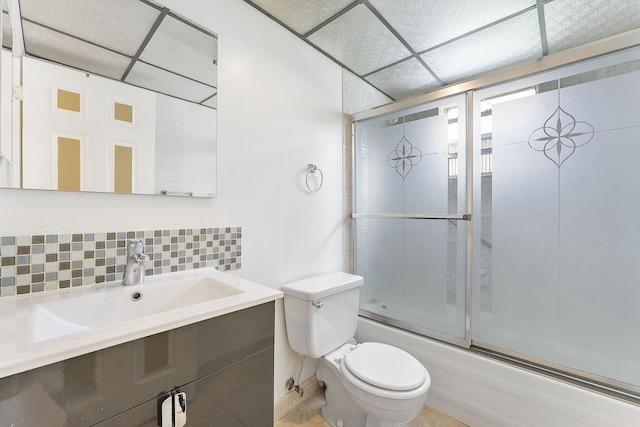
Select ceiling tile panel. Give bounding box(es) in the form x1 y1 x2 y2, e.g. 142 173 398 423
19 0 160 56
365 58 441 100
370 0 535 53
343 69 393 115
201 94 217 109
139 15 217 87
249 0 354 35
22 21 131 80
545 0 640 54
420 10 542 85
308 4 412 75
125 61 216 104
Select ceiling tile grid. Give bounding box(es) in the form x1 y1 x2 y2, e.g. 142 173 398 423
250 0 354 34
365 57 441 100
138 15 218 88
368 0 536 53
5 0 639 113
126 61 216 104
343 68 392 115
21 21 132 81
201 95 217 109
307 4 412 75
19 0 160 57
2 0 218 107
246 0 640 113
420 10 543 84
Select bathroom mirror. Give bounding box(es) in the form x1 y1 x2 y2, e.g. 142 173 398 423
0 0 217 197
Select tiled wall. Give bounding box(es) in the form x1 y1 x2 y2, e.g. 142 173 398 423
0 227 241 298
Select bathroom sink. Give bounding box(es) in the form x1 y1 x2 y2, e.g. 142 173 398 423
31 276 243 342
0 267 283 379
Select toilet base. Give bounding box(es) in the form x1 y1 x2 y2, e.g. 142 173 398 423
321 405 410 427
318 361 365 427
320 395 411 427
321 404 360 427
364 416 409 427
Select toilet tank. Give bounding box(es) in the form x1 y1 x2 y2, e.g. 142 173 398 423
281 272 363 358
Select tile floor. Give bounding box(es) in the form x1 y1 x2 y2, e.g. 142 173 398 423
275 390 467 427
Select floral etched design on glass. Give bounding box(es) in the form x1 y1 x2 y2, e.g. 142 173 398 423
387 131 422 180
528 89 594 168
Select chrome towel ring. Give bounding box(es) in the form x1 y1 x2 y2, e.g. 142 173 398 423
305 164 323 193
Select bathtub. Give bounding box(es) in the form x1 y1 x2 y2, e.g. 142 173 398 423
355 317 640 427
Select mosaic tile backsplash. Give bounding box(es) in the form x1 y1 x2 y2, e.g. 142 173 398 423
0 227 241 298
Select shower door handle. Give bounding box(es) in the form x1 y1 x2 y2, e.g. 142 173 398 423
352 213 471 220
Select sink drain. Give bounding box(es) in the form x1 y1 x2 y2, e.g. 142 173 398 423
130 291 143 301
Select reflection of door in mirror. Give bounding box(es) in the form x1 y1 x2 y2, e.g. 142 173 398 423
22 57 156 193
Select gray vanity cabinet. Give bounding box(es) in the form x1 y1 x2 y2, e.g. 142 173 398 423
95 347 272 426
0 302 275 426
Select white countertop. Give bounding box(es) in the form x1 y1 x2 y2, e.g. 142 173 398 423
0 268 282 379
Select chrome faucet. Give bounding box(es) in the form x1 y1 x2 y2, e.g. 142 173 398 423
122 240 150 286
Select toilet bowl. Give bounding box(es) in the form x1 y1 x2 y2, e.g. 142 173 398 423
317 340 430 427
281 272 431 427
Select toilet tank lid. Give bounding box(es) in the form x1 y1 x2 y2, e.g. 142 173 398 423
281 272 363 300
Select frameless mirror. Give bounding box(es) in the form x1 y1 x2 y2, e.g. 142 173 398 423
0 0 217 197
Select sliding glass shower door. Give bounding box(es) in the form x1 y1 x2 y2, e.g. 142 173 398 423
353 46 640 396
472 48 640 392
353 94 469 344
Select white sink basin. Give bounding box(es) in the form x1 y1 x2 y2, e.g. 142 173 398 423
32 276 243 342
0 268 283 379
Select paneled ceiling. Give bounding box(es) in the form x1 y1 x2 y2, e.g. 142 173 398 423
1 0 218 107
3 0 639 114
245 0 640 109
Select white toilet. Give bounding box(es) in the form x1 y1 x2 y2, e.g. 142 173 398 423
281 272 431 427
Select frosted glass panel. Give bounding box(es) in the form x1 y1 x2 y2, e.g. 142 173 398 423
354 94 468 341
474 50 640 388
485 92 561 354
356 218 466 338
355 113 449 213
355 219 404 306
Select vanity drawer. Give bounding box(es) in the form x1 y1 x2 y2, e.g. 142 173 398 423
95 347 274 427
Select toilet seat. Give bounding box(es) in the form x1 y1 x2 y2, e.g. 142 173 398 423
341 342 427 398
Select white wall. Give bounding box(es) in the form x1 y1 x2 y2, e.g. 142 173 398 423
0 0 343 400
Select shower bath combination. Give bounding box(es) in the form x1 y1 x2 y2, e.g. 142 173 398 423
351 47 640 398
